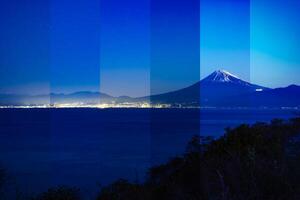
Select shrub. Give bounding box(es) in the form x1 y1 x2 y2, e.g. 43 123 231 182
33 185 81 200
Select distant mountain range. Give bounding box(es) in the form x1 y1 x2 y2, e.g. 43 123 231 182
1 70 299 108
147 70 299 108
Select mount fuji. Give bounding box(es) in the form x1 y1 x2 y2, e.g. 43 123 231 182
0 70 299 108
146 70 271 106
200 70 269 105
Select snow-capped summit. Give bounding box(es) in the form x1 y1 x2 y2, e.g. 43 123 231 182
198 69 269 103
202 69 244 83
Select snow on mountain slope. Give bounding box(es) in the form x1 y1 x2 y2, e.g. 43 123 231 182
145 70 270 106
201 70 269 90
202 70 256 87
202 70 240 82
2 69 298 108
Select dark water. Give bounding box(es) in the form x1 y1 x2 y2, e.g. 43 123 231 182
0 108 296 198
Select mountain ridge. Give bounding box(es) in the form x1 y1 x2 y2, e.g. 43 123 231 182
0 70 299 108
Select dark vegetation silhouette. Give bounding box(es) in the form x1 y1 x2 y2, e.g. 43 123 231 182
96 118 300 200
0 166 6 193
31 186 81 200
1 118 300 200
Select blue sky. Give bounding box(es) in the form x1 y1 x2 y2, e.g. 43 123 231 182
200 0 250 81
100 0 150 97
0 0 50 95
250 0 300 88
0 0 299 96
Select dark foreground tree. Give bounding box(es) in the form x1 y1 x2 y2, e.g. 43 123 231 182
97 118 300 200
0 166 7 192
97 179 148 200
32 185 81 200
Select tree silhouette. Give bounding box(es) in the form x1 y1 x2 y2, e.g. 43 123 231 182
32 186 81 200
96 118 300 200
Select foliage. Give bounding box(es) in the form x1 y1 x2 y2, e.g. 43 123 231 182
32 186 81 200
5 118 300 200
97 118 300 200
0 166 6 191
96 179 148 200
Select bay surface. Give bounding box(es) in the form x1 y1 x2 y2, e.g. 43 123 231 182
0 108 296 198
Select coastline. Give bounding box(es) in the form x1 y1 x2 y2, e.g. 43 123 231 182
0 105 299 110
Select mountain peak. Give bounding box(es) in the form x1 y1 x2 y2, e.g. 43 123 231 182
203 69 241 83
216 69 239 78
